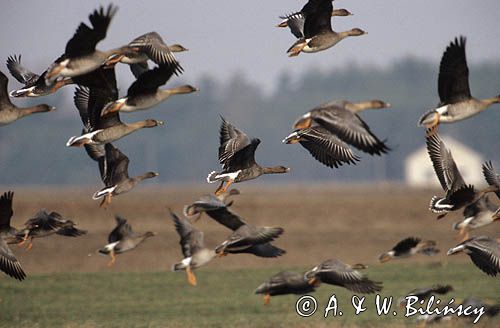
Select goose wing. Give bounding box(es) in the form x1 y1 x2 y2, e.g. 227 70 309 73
108 215 133 243
221 226 283 249
303 0 333 38
313 107 390 155
294 126 360 168
65 5 117 57
246 243 286 258
309 258 382 293
426 132 466 192
205 207 247 231
24 210 66 232
170 209 204 257
0 191 14 230
73 67 119 129
466 237 500 277
482 161 500 198
0 238 26 281
280 12 305 38
102 143 129 186
392 237 421 253
6 55 39 86
0 71 13 107
438 36 471 105
218 117 258 171
127 32 183 75
127 64 177 98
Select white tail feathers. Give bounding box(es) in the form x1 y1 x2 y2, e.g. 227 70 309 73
172 257 191 272
92 186 117 200
206 171 220 183
172 262 186 272
9 87 34 98
98 241 119 255
66 130 102 147
429 196 453 213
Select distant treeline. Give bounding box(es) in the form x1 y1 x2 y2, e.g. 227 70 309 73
1 58 499 185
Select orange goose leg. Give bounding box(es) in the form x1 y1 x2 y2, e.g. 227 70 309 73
186 266 197 286
107 250 116 267
215 180 234 196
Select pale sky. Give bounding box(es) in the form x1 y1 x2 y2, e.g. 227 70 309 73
0 0 499 90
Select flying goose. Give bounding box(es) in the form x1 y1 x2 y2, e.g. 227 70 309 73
6 55 74 97
293 99 391 153
255 271 319 305
45 5 127 84
453 196 499 242
305 259 382 293
170 209 216 286
379 237 439 263
99 216 156 266
283 126 360 168
286 0 366 57
84 142 159 207
447 236 500 277
277 8 353 38
419 37 500 132
66 67 163 147
183 189 240 220
100 64 197 117
0 71 54 125
191 199 285 258
207 117 289 195
215 224 284 258
6 53 119 98
17 210 86 251
426 132 499 218
104 31 186 74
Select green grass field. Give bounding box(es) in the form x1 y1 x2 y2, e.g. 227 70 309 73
1 263 498 328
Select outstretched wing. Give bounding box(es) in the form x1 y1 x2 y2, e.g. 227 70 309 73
426 132 466 192
303 0 333 38
295 126 360 168
108 215 133 243
313 107 390 156
6 55 39 85
103 143 130 186
218 117 257 171
0 238 26 281
393 237 421 253
65 4 118 57
0 191 14 230
482 161 500 198
127 32 183 75
438 36 471 105
0 71 13 107
127 64 177 97
205 207 247 231
170 209 204 258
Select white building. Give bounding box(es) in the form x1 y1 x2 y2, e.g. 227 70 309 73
405 136 484 188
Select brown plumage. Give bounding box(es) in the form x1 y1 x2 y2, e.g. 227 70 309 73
207 117 289 195
426 131 499 219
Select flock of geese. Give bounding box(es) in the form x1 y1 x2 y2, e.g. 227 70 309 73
0 0 499 322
